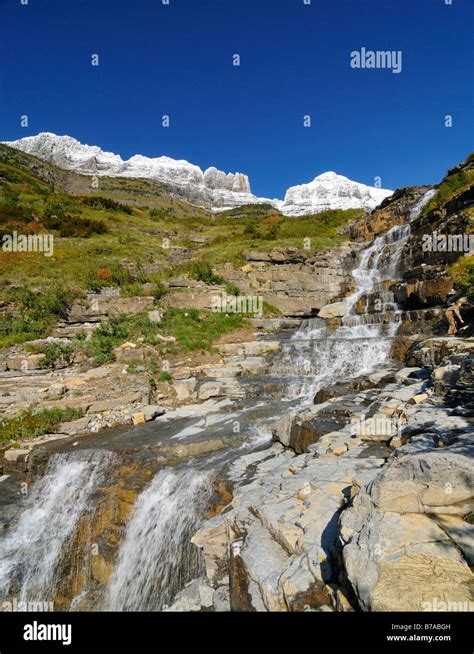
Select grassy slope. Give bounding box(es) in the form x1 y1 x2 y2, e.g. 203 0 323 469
0 143 362 350
0 144 360 292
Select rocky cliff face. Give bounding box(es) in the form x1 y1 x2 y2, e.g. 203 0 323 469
155 245 358 318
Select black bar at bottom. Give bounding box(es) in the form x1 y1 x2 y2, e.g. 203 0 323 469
0 611 471 652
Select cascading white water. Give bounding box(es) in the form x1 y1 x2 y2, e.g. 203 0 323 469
273 226 404 399
410 188 436 220
273 189 436 400
0 451 112 604
273 320 400 400
106 468 211 611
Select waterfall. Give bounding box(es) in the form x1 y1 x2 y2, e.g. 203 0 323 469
0 451 112 605
106 468 211 611
273 319 401 400
273 228 403 400
409 188 436 220
274 188 438 400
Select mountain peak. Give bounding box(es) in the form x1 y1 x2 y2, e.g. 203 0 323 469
313 171 340 181
280 171 392 216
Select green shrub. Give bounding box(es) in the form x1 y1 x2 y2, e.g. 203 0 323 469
0 186 20 207
110 263 135 287
80 196 133 214
0 201 34 230
159 308 245 351
189 261 223 285
152 281 167 300
422 170 474 215
122 283 145 298
134 260 150 284
43 212 109 238
147 360 160 374
39 342 75 369
0 285 74 345
244 214 283 241
158 370 172 383
84 271 106 292
149 207 175 219
84 317 131 365
449 255 474 301
224 281 240 296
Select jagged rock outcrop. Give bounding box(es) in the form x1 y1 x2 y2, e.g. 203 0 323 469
3 133 267 211
340 418 473 611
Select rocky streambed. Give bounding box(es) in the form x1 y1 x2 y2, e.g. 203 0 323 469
0 175 473 614
174 336 473 613
1 321 471 613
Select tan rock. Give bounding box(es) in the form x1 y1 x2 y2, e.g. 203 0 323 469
3 448 30 463
318 300 350 319
132 412 146 426
147 310 162 324
355 414 398 442
411 393 428 404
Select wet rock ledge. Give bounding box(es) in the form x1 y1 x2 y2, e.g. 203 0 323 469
168 337 473 612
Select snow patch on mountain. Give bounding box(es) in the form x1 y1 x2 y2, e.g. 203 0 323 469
3 133 393 214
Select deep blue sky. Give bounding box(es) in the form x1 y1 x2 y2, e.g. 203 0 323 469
1 0 473 198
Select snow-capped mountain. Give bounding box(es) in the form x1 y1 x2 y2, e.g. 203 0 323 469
276 172 392 216
3 133 269 210
3 133 393 214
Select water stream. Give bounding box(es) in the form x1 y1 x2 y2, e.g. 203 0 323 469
0 451 112 604
273 188 436 400
0 190 437 611
106 468 212 611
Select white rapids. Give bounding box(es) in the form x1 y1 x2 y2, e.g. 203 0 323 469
0 451 112 604
106 468 211 611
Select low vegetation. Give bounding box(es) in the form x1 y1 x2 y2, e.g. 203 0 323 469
83 309 247 364
0 407 84 443
189 260 224 285
0 285 74 349
449 255 474 301
0 143 362 354
422 169 474 216
159 308 246 352
0 145 360 310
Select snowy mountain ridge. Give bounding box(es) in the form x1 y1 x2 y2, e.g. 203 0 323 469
3 133 393 214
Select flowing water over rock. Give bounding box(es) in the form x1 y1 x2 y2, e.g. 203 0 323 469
0 451 113 604
106 468 212 611
272 188 438 401
272 231 406 399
